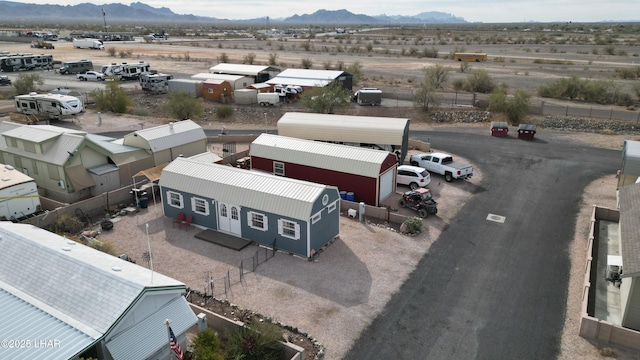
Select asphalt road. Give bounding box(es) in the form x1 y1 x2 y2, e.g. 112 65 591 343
344 128 619 360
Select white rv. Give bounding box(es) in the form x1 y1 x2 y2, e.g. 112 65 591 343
120 61 151 80
100 63 124 78
0 164 41 221
15 92 84 120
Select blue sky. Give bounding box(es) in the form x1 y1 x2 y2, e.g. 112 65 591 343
15 1 640 22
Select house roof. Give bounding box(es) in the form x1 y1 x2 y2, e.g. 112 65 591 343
123 119 206 152
277 112 409 146
160 158 336 220
250 134 395 178
0 130 85 166
619 182 640 277
208 63 280 76
0 163 35 190
0 222 186 348
188 151 223 164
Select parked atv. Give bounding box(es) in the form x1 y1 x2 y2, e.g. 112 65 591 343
0 75 11 86
398 188 438 218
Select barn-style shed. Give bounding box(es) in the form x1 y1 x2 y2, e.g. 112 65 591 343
159 158 340 258
250 134 397 206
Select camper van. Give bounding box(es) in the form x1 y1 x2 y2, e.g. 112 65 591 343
58 60 93 75
15 92 84 120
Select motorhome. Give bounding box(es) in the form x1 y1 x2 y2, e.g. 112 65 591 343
72 38 104 50
139 72 173 93
0 54 53 72
0 164 41 221
453 52 487 62
120 61 151 80
58 60 93 75
100 63 124 78
15 92 84 120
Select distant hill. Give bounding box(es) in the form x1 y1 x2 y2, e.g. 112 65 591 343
0 1 467 25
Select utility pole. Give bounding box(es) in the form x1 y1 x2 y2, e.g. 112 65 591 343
102 8 108 40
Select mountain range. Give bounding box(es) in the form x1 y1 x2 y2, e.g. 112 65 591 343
0 1 467 25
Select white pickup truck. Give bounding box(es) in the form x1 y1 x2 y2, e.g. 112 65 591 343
410 152 473 182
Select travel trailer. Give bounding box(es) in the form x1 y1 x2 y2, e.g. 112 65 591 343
0 54 53 72
120 61 151 80
139 72 173 93
15 92 84 120
0 164 41 221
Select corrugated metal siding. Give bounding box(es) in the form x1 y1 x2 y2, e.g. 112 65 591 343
0 289 95 360
105 296 197 360
250 134 391 177
277 112 409 146
3 126 62 143
274 69 345 80
192 73 243 81
160 158 328 220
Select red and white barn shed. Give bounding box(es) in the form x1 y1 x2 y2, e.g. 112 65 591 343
250 134 397 206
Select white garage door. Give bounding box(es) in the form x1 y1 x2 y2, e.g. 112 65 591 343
379 168 395 203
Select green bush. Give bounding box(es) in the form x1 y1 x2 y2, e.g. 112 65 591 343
221 321 284 360
89 79 131 113
107 47 116 57
54 214 85 234
12 73 44 94
162 91 204 120
215 105 234 119
465 69 496 93
300 58 313 69
191 328 224 360
402 217 423 234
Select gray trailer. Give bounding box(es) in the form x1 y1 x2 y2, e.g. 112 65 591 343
167 79 203 98
352 88 382 106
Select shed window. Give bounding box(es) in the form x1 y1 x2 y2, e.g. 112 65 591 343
31 159 38 175
311 212 321 224
167 191 184 209
23 141 36 153
192 197 209 216
278 219 300 240
47 163 59 180
328 201 337 213
273 162 284 176
248 211 268 231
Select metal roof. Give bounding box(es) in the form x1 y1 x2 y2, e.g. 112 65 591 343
160 158 334 220
250 134 392 177
619 183 640 277
0 132 85 166
106 296 197 360
208 63 279 76
0 222 186 340
0 288 94 360
85 133 143 154
0 163 35 190
188 151 223 164
267 76 331 87
192 73 245 82
124 119 206 152
277 112 409 146
272 68 346 80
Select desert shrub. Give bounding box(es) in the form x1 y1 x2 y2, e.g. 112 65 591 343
452 78 466 91
191 328 224 360
300 58 313 69
268 52 278 65
221 321 284 360
12 73 44 94
402 217 423 234
345 61 363 84
615 67 640 79
107 47 116 57
421 46 439 58
300 80 352 114
465 69 496 93
89 79 131 113
218 53 229 63
162 91 204 120
215 105 234 118
244 52 256 64
55 214 85 234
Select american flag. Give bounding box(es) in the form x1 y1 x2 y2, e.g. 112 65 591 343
168 326 184 360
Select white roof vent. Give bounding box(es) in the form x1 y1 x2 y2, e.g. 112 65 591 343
61 247 71 252
4 165 14 170
111 266 122 272
2 178 9 182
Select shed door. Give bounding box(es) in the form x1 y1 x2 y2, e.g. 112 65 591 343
218 202 241 236
379 169 395 202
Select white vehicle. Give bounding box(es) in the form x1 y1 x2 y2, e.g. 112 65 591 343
410 152 473 182
397 165 431 189
139 72 173 93
120 61 150 80
72 38 104 50
76 71 105 81
100 63 124 78
15 92 84 120
0 164 41 221
257 92 281 106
